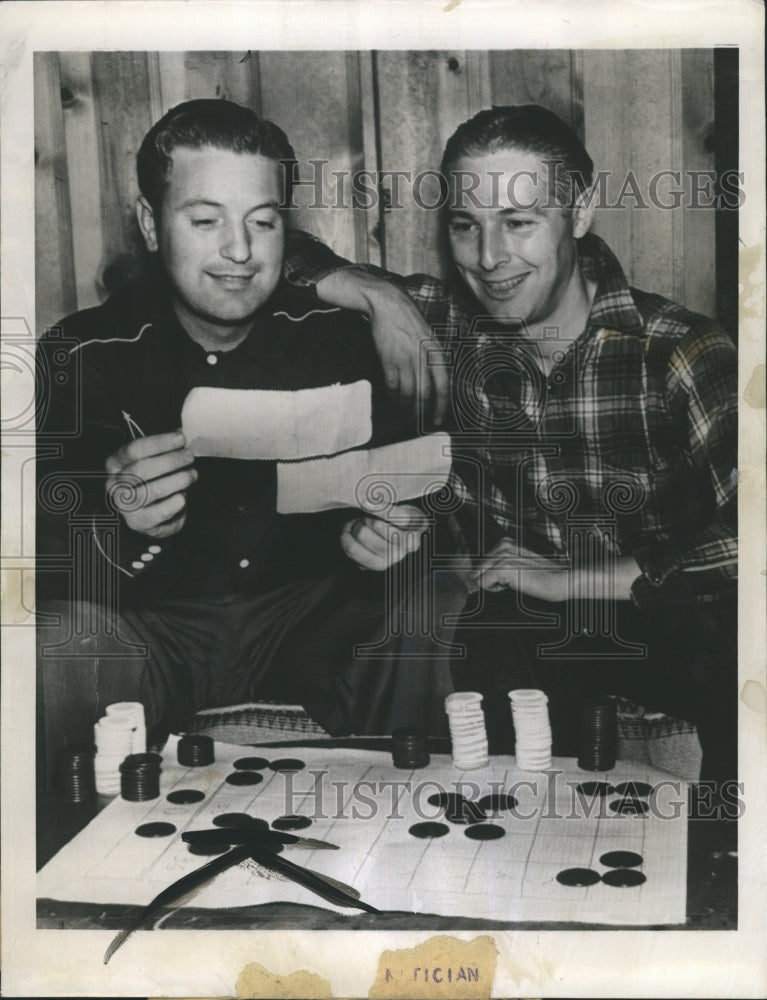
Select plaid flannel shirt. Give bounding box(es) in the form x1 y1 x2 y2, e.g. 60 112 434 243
286 230 738 608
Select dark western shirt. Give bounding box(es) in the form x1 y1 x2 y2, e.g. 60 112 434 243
36 265 395 604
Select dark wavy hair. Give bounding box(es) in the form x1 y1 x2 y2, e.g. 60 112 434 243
441 104 594 207
136 98 297 214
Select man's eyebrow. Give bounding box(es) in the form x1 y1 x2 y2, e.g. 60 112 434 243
176 198 281 212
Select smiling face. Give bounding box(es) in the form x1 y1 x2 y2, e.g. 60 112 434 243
446 147 593 329
137 146 285 348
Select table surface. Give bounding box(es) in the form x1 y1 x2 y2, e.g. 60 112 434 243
36 737 737 931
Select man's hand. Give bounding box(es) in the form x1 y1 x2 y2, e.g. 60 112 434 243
471 538 641 602
105 430 198 539
315 268 449 426
340 503 429 571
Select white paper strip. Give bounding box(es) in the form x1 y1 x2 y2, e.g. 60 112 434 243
181 381 372 460
276 432 452 513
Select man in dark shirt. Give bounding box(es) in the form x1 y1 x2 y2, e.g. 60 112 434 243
36 99 431 782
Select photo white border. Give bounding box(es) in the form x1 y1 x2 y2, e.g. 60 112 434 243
2 1 765 996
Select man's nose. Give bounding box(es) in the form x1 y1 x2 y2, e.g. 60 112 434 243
478 226 509 272
219 222 252 263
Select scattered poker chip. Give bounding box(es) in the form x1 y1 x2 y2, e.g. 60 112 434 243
609 797 650 816
600 850 644 868
576 781 614 797
166 789 206 804
177 734 215 767
135 821 176 838
233 757 269 770
213 813 268 829
426 792 451 809
601 868 647 887
613 781 653 798
464 824 505 841
267 758 306 772
478 792 517 814
409 821 450 839
225 771 264 786
271 814 312 831
556 867 601 887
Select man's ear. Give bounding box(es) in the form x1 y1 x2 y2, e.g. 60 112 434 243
571 188 596 239
136 196 159 252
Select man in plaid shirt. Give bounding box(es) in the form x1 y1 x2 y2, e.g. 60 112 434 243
301 106 737 787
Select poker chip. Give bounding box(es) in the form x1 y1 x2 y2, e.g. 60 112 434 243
508 689 552 771
177 734 215 767
213 813 268 829
613 781 653 798
556 867 601 887
577 696 617 771
233 757 269 770
54 744 96 803
444 692 489 770
599 850 644 868
463 824 506 841
576 781 614 797
120 753 162 802
609 797 649 816
391 727 430 769
271 814 312 831
166 789 206 804
477 792 517 814
409 821 450 839
267 758 306 772
225 771 264 786
601 868 647 887
134 821 176 838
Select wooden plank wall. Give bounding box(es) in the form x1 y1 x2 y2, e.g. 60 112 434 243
35 49 717 335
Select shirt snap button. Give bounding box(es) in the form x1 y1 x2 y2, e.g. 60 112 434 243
239 558 250 569
207 354 218 366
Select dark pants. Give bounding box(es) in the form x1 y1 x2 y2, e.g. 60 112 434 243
36 564 466 788
451 589 737 784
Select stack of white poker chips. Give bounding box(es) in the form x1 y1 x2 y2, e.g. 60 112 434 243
94 702 146 796
508 688 552 771
444 692 489 770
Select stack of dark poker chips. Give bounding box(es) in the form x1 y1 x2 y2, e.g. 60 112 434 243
54 744 96 802
177 734 215 767
391 727 430 769
577 696 617 771
120 753 162 802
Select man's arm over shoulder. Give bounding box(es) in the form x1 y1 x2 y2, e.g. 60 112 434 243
282 228 452 425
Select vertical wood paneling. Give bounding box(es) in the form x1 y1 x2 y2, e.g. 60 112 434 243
680 49 716 317
375 50 480 279
489 50 584 137
34 53 77 333
90 53 155 295
35 50 720 329
583 50 677 303
58 53 104 313
259 51 366 265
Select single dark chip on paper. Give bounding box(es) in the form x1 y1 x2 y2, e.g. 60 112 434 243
166 789 206 804
409 821 450 839
556 867 601 886
602 868 647 887
225 771 264 786
600 850 644 868
271 814 312 831
464 824 505 841
233 757 270 770
135 822 176 838
268 758 306 772
613 781 653 798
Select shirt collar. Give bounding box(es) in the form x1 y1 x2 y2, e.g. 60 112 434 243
578 232 646 338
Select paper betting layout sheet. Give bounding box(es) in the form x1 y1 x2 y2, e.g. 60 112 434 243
37 738 689 926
